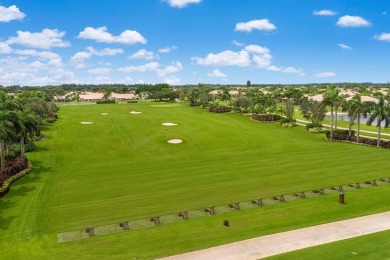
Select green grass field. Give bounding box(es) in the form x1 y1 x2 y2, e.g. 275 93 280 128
1 102 390 259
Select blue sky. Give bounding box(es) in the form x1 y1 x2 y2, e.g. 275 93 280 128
0 0 389 86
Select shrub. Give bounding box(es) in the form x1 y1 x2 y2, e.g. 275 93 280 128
96 99 115 104
280 118 296 127
208 106 232 113
252 114 281 122
127 100 138 103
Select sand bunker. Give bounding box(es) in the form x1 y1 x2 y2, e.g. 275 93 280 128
130 111 142 114
167 139 182 144
80 122 93 125
101 113 108 116
162 123 178 126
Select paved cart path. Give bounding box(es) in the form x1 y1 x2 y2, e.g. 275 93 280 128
160 211 390 260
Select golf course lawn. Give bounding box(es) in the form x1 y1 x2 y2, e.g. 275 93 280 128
1 102 390 259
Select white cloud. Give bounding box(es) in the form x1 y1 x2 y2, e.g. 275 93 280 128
14 49 61 60
164 76 180 85
235 19 276 32
78 26 146 45
118 62 160 73
338 43 352 50
192 50 251 67
6 29 70 49
87 68 112 74
164 0 201 8
14 49 62 66
0 5 26 22
0 42 12 53
208 69 227 78
315 72 336 78
267 65 305 76
70 47 124 68
158 46 177 53
232 40 244 47
244 45 270 54
313 9 337 16
375 33 390 42
244 45 272 68
129 49 157 60
337 15 371 27
157 62 183 77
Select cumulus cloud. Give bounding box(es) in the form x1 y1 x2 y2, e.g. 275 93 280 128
70 46 124 68
267 65 305 76
338 43 352 50
0 42 13 54
164 76 180 85
78 26 147 45
87 68 112 74
14 49 62 66
208 69 227 78
337 15 371 27
6 29 70 49
192 50 251 67
235 19 276 32
244 45 272 68
118 62 160 73
157 62 183 77
129 49 157 60
375 33 390 42
0 5 26 22
158 46 177 53
315 72 336 78
313 9 337 16
164 0 201 8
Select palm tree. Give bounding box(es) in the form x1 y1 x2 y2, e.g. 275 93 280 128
350 95 371 143
0 111 15 171
324 87 341 141
14 110 40 159
366 96 390 147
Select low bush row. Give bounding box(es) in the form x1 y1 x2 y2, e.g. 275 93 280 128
325 130 390 148
96 99 115 104
0 160 32 198
0 156 28 182
208 106 232 113
251 114 281 122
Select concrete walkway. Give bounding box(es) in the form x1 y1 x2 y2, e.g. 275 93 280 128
160 211 390 260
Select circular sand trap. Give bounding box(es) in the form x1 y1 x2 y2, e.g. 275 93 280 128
162 123 178 126
130 111 142 114
80 122 93 125
101 113 108 116
167 139 182 144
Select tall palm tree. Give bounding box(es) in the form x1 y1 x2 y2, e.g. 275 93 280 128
324 87 341 141
366 96 390 147
0 111 15 171
14 110 40 159
350 95 371 143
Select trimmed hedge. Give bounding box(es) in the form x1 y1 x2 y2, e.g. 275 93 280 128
96 99 115 104
209 106 232 113
252 114 281 122
0 160 32 198
325 129 390 148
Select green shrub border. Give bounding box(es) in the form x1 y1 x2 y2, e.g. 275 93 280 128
0 160 33 198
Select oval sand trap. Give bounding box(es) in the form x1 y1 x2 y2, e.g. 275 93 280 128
80 122 93 124
130 111 142 114
101 113 108 116
162 123 178 126
167 139 182 144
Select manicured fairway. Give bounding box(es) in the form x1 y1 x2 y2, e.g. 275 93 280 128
1 102 390 259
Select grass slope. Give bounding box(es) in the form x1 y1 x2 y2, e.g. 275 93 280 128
1 102 390 259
